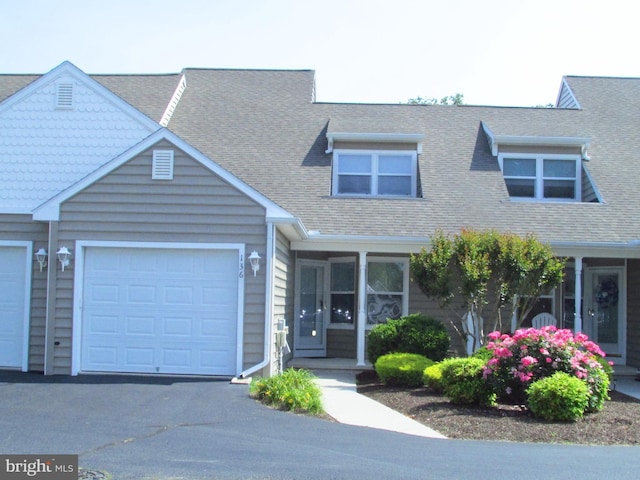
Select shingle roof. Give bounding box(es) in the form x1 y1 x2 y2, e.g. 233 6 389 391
163 71 640 245
2 67 639 246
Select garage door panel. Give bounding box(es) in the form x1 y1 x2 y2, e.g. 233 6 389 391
128 285 156 304
86 346 118 367
125 347 155 368
125 316 156 335
81 247 239 375
88 315 118 334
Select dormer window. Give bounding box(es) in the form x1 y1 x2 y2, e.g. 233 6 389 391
332 150 417 197
499 154 581 201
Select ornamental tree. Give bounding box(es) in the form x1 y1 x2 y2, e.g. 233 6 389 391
410 229 565 352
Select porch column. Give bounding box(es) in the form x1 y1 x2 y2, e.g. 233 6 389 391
574 257 583 333
357 251 367 366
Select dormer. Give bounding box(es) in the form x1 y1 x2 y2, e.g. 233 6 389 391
482 122 601 203
325 132 424 198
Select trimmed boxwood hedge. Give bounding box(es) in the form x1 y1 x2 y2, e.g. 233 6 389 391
375 353 434 387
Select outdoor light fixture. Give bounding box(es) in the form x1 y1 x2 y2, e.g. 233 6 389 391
57 246 71 272
35 248 48 272
248 250 261 277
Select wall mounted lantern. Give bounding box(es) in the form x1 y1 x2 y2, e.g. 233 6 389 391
57 246 71 272
35 248 48 272
248 251 261 277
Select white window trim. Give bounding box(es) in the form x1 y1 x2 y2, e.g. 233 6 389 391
328 257 356 330
365 256 410 329
498 153 582 202
331 149 417 198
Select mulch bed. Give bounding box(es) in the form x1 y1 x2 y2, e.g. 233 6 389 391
356 371 640 445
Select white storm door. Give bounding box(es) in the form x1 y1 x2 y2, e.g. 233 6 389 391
294 262 327 357
584 267 625 364
0 245 30 370
80 246 240 375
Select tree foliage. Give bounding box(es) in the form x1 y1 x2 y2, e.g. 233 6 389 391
407 93 464 105
410 229 565 352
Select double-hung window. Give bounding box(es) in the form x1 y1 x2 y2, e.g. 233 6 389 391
329 260 355 326
499 153 581 201
332 150 417 197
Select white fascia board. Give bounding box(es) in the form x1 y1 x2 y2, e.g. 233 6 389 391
0 61 159 132
0 207 37 215
551 241 640 259
33 128 297 222
267 216 309 241
326 132 424 154
482 122 590 159
291 233 640 258
291 233 431 254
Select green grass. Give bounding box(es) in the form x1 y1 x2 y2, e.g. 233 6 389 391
250 368 323 415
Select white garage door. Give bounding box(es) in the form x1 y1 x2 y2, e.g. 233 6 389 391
81 247 240 375
0 246 28 369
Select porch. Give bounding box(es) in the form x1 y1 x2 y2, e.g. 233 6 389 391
287 357 373 372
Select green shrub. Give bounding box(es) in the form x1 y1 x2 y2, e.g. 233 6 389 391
366 321 400 365
367 313 450 364
471 346 493 362
440 357 496 406
375 353 434 387
526 372 589 422
423 363 444 392
595 355 614 384
584 366 611 413
250 368 323 414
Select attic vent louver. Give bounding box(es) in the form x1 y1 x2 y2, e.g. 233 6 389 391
152 150 174 180
56 82 74 109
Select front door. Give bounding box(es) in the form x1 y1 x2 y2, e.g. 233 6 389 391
584 267 625 364
294 262 327 357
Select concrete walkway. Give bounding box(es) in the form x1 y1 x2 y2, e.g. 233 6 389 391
314 370 446 439
314 368 640 440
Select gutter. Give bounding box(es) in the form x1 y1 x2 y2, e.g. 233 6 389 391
239 221 276 378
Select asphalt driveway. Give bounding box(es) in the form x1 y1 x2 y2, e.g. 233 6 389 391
1 370 640 480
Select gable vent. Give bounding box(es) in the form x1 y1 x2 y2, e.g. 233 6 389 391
56 82 74 109
152 150 174 180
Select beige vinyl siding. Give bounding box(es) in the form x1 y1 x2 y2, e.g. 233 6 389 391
626 260 640 368
498 145 582 156
273 228 294 367
54 141 268 374
333 141 419 151
557 83 580 109
327 329 355 358
581 164 600 202
0 215 48 371
408 281 466 356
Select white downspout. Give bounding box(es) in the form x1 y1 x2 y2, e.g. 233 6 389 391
240 222 275 378
357 251 367 366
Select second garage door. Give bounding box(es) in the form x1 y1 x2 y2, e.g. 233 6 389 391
80 246 240 375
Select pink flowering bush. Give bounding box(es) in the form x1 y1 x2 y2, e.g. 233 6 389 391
482 326 610 411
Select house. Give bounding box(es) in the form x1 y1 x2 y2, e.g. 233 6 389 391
1 61 639 377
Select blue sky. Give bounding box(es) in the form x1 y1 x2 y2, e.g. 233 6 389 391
1 0 637 106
